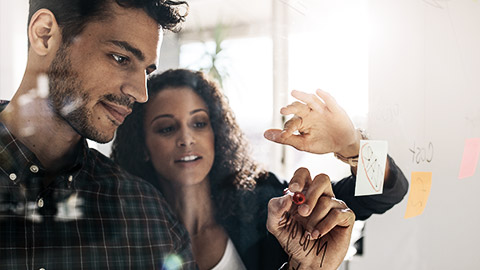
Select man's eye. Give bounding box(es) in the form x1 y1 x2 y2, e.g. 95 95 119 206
112 54 129 65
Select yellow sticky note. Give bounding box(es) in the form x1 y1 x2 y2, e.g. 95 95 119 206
404 172 432 219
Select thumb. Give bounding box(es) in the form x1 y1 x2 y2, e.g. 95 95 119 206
263 129 283 143
264 129 304 150
266 195 292 235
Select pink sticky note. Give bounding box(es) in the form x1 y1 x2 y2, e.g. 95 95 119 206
458 138 480 179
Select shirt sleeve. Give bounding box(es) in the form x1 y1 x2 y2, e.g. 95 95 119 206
169 222 199 269
332 155 409 220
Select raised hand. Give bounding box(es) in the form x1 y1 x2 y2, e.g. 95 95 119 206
267 168 355 270
264 89 360 157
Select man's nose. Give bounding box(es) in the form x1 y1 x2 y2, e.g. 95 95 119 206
121 72 148 103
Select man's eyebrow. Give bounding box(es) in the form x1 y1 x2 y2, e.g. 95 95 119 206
107 40 145 61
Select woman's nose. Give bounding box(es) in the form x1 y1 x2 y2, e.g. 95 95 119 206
177 130 195 147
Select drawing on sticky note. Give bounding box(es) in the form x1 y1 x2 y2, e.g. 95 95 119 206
361 144 383 192
405 172 433 219
412 177 428 207
355 140 388 196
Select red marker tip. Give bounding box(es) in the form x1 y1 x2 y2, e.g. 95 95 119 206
283 188 306 205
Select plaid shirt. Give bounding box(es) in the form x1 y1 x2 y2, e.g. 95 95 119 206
0 102 197 270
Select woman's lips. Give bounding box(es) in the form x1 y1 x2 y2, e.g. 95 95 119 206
174 155 202 163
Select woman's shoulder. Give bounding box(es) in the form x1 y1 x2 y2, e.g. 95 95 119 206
255 172 287 191
241 172 287 204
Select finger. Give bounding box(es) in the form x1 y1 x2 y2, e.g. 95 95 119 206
282 116 302 135
288 168 312 194
291 90 325 112
280 101 311 118
305 197 347 238
266 195 293 235
264 116 302 139
264 129 283 142
297 173 333 217
315 89 340 112
314 207 355 239
263 128 303 148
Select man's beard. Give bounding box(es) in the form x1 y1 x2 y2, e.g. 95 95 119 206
46 44 112 143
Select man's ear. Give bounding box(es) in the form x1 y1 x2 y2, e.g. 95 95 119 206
28 9 62 56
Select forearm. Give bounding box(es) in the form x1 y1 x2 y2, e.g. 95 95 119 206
334 155 409 220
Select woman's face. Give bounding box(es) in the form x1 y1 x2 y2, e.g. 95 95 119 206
143 87 215 187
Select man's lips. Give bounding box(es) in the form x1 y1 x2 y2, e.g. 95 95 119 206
101 101 132 124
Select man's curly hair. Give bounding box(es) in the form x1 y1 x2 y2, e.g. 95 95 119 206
28 0 188 46
111 69 268 217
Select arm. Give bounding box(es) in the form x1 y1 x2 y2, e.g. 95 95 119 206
267 168 355 270
264 90 409 218
333 155 409 220
263 90 391 183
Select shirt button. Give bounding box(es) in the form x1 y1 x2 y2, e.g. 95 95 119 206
30 165 39 173
68 175 73 182
37 198 44 208
9 173 17 181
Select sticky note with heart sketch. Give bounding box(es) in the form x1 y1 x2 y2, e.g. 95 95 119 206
355 140 388 196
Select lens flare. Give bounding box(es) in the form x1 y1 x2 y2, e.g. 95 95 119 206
161 254 183 270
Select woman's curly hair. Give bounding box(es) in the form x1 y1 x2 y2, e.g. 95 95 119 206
111 69 268 217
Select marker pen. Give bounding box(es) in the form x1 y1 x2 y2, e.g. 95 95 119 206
283 188 306 205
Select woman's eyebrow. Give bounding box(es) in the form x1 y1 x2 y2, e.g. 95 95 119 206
150 114 173 124
190 108 208 115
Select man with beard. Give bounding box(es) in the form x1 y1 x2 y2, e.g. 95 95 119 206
0 1 361 269
0 0 198 269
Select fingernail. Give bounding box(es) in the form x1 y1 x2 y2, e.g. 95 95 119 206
312 230 320 239
290 183 300 192
298 204 310 216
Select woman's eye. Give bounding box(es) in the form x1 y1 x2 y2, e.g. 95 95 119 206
112 54 129 65
194 122 208 128
157 126 174 134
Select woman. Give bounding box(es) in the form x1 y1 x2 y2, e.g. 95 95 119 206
111 69 408 269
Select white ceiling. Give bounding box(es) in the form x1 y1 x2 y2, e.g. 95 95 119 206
182 0 273 32
179 0 351 37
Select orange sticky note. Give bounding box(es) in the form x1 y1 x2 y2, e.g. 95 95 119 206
404 172 432 219
458 138 480 179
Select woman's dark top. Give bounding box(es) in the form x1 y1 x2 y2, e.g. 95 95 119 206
217 156 408 270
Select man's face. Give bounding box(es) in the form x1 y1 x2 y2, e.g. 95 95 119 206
47 5 162 143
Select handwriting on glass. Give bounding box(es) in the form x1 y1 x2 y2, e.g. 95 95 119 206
409 142 434 164
278 211 328 268
373 103 400 123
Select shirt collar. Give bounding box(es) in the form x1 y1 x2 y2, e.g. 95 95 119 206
0 101 88 181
